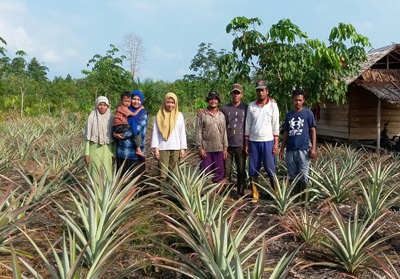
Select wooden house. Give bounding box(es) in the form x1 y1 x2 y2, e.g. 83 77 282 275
317 43 400 148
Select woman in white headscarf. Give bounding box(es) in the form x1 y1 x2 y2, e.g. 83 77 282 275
151 92 187 179
84 96 115 183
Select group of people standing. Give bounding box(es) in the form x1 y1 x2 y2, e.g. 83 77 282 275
83 90 186 183
83 80 316 203
195 80 316 202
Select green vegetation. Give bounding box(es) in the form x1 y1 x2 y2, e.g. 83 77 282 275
1 116 400 278
1 16 399 279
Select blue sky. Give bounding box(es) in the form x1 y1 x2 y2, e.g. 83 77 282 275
0 0 399 82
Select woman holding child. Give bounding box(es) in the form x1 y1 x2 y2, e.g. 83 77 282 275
151 92 187 179
114 90 148 177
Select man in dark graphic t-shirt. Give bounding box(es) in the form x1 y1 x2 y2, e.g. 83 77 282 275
279 88 317 202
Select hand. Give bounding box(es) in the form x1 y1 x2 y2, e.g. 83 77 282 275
199 148 207 160
179 149 186 159
223 149 228 160
244 144 249 155
279 150 284 161
310 149 317 159
272 143 279 157
153 148 160 160
113 132 125 140
84 155 90 165
197 109 204 116
270 98 277 103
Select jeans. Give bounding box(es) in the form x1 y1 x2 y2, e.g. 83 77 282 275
285 149 310 183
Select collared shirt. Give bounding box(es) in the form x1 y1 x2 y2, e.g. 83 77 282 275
196 108 228 152
245 98 279 142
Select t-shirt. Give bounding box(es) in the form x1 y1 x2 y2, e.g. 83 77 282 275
220 103 248 147
282 108 316 151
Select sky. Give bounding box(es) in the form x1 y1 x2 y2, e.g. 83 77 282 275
0 0 399 82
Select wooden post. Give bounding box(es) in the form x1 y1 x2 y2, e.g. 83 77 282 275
376 99 381 153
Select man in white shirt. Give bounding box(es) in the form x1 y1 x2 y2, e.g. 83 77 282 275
245 80 280 202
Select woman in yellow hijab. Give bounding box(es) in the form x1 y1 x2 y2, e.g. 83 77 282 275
151 92 187 179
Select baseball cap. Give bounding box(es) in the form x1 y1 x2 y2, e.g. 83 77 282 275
205 90 221 102
255 80 267 90
230 83 243 93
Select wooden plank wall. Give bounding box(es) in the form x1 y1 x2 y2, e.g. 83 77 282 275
349 86 400 140
318 99 349 139
349 86 378 140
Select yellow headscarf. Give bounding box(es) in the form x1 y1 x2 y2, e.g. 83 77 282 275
156 92 179 141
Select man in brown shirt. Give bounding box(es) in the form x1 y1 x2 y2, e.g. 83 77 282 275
196 90 228 183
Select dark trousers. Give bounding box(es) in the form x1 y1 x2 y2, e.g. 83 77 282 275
224 146 246 194
200 151 224 183
116 156 146 183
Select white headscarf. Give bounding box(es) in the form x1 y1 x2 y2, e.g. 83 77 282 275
84 96 114 145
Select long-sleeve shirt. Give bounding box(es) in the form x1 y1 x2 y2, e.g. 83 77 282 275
113 105 131 126
196 109 228 152
245 99 279 142
151 113 187 151
116 112 148 160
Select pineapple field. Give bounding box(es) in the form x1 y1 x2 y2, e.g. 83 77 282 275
1 115 400 279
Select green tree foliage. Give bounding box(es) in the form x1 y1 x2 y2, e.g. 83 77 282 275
82 44 133 104
220 17 371 111
185 43 232 107
5 50 32 118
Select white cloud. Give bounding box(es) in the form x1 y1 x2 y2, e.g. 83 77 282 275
151 46 181 60
0 1 33 53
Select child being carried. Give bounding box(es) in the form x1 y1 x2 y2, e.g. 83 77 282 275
113 91 145 157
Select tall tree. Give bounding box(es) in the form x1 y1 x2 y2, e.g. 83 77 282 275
5 50 31 117
220 17 371 111
27 57 49 114
27 57 48 82
120 32 145 80
82 44 133 102
187 43 231 105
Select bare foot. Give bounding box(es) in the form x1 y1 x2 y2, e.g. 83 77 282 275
136 149 146 157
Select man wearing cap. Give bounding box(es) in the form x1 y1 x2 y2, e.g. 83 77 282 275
245 80 280 202
220 83 248 196
196 90 228 183
279 88 316 202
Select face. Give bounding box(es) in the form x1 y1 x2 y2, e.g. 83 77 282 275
293 94 305 110
165 97 176 112
256 88 269 101
231 90 243 103
97 102 108 114
207 97 219 108
121 96 131 107
131 95 142 108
